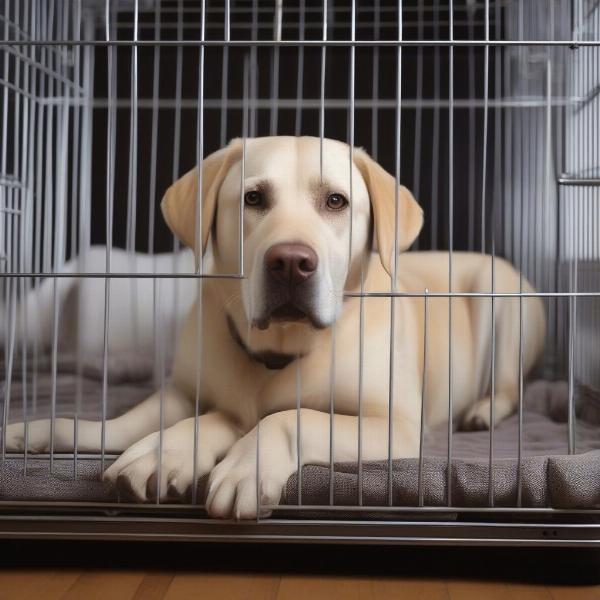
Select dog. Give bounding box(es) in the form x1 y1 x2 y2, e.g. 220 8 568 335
5 136 546 519
1 246 195 357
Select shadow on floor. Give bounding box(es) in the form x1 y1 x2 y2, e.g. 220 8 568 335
0 540 599 585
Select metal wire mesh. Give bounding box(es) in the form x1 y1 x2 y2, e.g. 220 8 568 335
0 0 599 544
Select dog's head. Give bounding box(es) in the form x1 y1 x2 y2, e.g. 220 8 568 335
161 136 422 351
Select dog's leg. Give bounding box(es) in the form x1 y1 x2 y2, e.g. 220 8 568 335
103 411 242 502
462 261 545 431
206 408 419 519
4 384 194 453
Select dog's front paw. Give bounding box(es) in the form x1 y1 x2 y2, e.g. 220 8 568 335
5 419 75 453
103 418 216 503
206 424 294 520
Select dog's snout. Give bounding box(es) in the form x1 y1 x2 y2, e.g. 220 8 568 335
265 243 318 286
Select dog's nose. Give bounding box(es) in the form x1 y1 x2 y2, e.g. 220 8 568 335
265 243 318 286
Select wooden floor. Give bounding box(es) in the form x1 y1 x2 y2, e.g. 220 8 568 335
0 541 598 600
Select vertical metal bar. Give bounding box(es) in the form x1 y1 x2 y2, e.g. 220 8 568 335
23 0 42 475
191 274 202 506
294 0 305 137
196 0 206 275
101 1 116 474
156 277 165 504
50 0 70 474
467 10 475 251
370 0 380 162
320 0 334 506
172 0 183 234
481 0 495 509
295 359 302 506
126 0 140 349
446 0 454 507
319 0 327 183
270 0 282 135
567 0 581 457
347 0 355 267
296 0 308 506
417 290 429 507
14 0 26 475
238 114 246 277
2 216 17 465
191 0 207 506
328 320 336 505
347 0 363 507
75 11 95 477
0 17 17 462
516 0 525 507
71 0 83 479
1 0 10 403
44 2 55 278
220 0 230 148
32 1 46 420
388 0 402 507
411 0 421 241
430 0 440 250
357 273 364 506
250 0 258 138
148 1 161 256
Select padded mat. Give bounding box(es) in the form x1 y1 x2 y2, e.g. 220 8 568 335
1 355 600 509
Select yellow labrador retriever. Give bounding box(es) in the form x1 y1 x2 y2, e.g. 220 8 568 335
6 136 545 518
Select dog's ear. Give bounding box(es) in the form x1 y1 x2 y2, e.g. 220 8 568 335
353 149 424 276
161 138 243 264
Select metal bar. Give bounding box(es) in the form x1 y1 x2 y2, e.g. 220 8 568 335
156 278 165 504
328 321 336 506
447 0 455 508
430 0 440 249
387 0 403 507
296 360 302 506
294 0 305 136
269 0 281 135
417 290 429 507
171 0 183 256
219 0 230 147
70 0 83 480
0 272 246 279
191 0 208 506
558 176 600 186
3 40 600 47
482 0 494 509
125 0 140 352
147 1 161 256
100 2 116 474
39 97 589 110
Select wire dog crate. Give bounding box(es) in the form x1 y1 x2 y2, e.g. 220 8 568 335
0 0 599 545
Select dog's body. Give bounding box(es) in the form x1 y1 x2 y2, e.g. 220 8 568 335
6 137 545 518
2 246 195 356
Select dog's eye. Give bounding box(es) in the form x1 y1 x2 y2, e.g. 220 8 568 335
244 190 263 207
326 193 348 211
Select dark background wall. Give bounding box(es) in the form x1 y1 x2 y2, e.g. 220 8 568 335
89 0 500 256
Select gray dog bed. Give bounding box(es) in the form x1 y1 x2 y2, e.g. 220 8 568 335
1 354 600 510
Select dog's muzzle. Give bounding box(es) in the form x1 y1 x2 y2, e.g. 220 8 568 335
256 242 322 329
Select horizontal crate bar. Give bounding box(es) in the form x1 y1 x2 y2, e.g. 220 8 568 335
1 39 600 47
558 175 600 187
0 516 597 546
0 275 598 298
41 97 587 110
0 272 244 279
0 500 599 516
